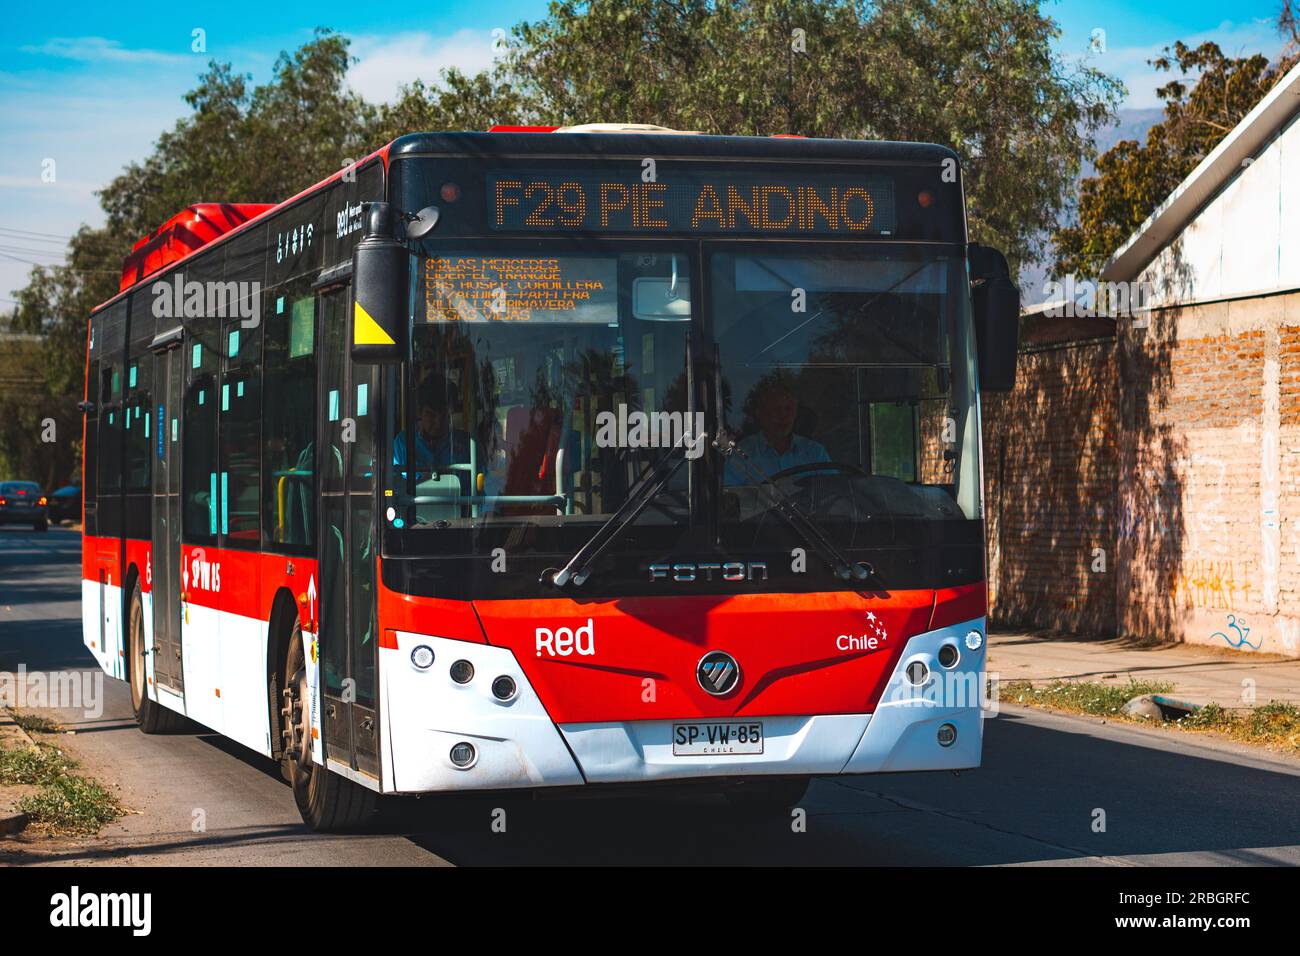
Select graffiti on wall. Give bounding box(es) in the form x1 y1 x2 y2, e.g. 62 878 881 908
1210 614 1260 650
1175 559 1250 610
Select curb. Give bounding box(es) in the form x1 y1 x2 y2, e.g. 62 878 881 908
0 708 37 837
0 707 40 749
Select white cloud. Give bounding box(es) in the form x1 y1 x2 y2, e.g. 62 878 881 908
347 29 501 103
1065 18 1288 110
19 36 190 66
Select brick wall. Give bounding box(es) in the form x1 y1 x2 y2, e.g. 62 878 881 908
982 337 1118 636
984 292 1300 656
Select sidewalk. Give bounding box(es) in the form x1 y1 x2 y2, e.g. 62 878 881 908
988 631 1300 710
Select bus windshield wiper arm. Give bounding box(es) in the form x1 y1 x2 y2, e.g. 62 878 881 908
714 429 872 583
543 440 693 589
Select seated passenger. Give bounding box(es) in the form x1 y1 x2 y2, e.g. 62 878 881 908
725 379 830 484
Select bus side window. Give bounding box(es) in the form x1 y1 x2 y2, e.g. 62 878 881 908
124 360 152 493
262 290 317 549
219 319 262 547
182 336 219 544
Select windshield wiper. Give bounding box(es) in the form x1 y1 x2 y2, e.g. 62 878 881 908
542 440 693 589
714 428 873 583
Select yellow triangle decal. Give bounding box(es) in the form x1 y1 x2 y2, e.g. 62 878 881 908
353 301 395 346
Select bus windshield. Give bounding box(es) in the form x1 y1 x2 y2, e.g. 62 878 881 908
710 248 981 549
393 244 694 528
385 240 981 594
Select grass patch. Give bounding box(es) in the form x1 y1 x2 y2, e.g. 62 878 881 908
1001 678 1174 717
9 712 61 735
1002 679 1300 753
0 743 122 835
1180 701 1300 751
0 745 68 785
17 774 121 834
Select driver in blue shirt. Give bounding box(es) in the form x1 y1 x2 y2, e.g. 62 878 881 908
393 392 480 491
725 379 830 484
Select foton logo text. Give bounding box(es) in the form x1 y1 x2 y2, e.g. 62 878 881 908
535 619 595 657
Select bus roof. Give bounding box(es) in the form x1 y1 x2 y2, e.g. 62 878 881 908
92 131 960 314
391 130 958 167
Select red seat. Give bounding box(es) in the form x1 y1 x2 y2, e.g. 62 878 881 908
501 407 563 512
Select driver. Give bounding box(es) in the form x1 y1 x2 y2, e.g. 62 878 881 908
725 379 830 484
393 389 480 489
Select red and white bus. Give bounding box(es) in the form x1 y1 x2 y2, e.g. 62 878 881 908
81 126 1019 829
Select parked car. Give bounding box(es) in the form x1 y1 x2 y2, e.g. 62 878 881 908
0 481 48 531
47 484 82 524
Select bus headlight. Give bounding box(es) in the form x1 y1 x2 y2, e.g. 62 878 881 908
410 645 435 670
965 629 984 651
937 723 957 747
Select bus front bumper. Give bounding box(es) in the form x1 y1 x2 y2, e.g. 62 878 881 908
380 618 988 795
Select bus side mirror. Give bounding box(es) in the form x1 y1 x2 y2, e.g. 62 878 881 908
350 202 409 364
968 244 1019 393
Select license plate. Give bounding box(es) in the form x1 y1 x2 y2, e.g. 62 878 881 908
672 721 763 756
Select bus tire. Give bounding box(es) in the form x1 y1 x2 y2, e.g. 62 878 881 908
281 621 378 832
723 777 810 817
127 581 186 734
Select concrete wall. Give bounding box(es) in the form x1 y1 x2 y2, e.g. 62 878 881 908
1137 112 1300 306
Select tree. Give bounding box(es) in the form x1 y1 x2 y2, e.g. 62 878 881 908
368 69 534 144
1052 38 1300 279
3 29 375 486
100 28 375 241
504 0 1122 267
5 7 1123 485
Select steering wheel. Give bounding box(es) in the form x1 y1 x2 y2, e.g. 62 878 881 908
759 461 871 522
766 461 866 482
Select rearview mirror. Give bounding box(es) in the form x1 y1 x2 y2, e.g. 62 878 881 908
351 202 409 364
968 244 1019 392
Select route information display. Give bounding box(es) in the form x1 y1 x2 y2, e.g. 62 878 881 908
422 255 618 323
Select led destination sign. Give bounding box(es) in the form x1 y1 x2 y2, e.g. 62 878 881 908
488 169 897 236
422 255 617 324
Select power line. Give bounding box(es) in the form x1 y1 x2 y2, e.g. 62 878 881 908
0 225 75 241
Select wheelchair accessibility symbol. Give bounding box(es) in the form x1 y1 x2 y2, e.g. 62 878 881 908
1212 614 1260 650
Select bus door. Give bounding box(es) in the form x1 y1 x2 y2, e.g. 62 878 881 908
150 333 184 692
317 285 381 780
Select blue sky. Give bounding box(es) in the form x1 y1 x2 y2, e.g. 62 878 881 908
0 0 1291 301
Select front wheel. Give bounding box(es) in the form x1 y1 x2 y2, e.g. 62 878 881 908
127 581 186 733
280 621 378 831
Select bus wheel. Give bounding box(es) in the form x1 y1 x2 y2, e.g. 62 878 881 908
280 622 377 832
723 778 810 817
127 581 185 733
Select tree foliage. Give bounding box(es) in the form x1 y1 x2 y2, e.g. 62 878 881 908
1052 39 1300 279
506 0 1121 265
5 6 1123 485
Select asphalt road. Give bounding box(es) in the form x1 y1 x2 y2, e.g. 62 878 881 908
3 525 1299 866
